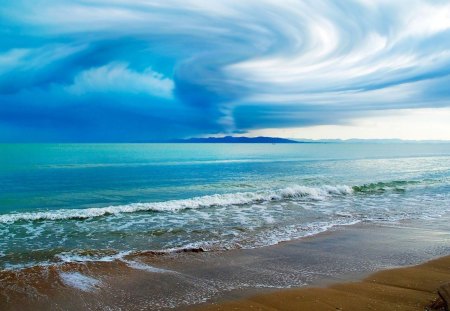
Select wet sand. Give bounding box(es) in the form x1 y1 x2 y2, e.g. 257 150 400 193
1 219 449 310
193 255 450 311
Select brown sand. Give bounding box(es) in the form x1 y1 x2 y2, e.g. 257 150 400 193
1 223 448 310
194 255 450 311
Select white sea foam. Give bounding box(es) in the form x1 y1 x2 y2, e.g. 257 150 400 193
0 185 353 223
124 260 174 273
59 272 101 291
56 250 131 263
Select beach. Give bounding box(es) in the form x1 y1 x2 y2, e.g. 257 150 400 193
194 255 450 311
1 219 449 310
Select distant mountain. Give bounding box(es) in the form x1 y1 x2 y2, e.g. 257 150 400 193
295 138 450 144
169 136 300 143
160 137 450 144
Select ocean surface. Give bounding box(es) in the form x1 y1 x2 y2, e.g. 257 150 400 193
1 143 450 270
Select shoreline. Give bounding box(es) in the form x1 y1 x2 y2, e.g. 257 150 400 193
1 220 449 310
192 255 450 311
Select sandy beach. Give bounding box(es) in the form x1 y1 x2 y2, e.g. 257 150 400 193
194 255 450 311
1 220 449 310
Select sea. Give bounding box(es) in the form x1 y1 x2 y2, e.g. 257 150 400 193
1 143 450 271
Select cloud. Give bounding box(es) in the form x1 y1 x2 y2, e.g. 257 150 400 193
0 49 30 72
0 86 218 142
0 44 87 93
226 1 450 95
66 63 174 98
0 0 450 140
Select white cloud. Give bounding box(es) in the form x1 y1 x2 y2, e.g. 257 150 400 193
0 49 31 75
225 0 450 103
66 63 174 98
0 45 85 73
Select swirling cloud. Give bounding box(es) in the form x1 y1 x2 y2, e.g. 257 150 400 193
0 0 450 140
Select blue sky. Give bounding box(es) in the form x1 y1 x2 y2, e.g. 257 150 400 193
1 0 450 141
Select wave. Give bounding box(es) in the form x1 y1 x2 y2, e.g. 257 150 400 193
0 185 352 224
351 180 421 193
2 179 435 224
4 222 356 271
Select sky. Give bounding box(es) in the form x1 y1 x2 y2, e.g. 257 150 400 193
1 0 450 142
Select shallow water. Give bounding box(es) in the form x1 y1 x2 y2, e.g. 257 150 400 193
1 143 450 269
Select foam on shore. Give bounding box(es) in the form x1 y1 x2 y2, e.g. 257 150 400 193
59 272 101 292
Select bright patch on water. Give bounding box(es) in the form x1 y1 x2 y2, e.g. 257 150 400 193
59 272 101 291
124 260 174 273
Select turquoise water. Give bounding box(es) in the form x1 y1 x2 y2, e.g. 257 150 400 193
1 143 450 269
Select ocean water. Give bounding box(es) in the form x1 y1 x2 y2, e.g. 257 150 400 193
1 143 450 270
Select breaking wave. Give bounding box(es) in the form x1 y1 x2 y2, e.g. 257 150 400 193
0 185 353 224
351 180 422 193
